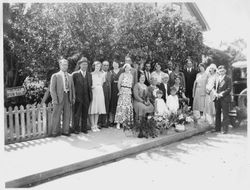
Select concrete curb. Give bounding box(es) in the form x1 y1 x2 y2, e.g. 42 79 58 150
5 125 212 188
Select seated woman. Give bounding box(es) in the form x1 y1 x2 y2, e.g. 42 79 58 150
171 76 189 109
147 77 160 105
133 74 154 122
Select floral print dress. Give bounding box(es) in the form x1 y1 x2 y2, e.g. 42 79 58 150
115 73 134 125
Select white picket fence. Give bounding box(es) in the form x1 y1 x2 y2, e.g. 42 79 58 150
4 103 55 145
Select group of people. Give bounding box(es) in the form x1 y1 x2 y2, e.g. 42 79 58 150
49 55 232 137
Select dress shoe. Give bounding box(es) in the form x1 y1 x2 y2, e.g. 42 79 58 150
222 131 228 134
62 133 71 137
211 129 220 133
81 130 88 134
73 131 80 134
50 133 59 137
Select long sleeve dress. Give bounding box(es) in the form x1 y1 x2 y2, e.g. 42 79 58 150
192 72 208 112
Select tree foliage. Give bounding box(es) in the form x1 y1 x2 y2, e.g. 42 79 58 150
4 3 206 87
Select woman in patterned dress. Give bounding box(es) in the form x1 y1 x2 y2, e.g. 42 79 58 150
109 60 123 126
115 63 134 129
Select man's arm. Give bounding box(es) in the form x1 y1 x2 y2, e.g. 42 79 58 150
50 74 58 105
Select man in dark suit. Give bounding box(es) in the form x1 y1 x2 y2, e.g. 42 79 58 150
72 57 92 134
144 62 151 86
157 74 170 103
99 60 112 128
183 59 197 109
50 58 75 137
213 65 232 134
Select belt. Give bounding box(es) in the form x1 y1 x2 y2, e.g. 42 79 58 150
121 86 131 89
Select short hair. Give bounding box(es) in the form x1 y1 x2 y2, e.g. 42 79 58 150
59 58 68 65
218 65 226 70
170 86 177 92
102 60 109 66
162 73 169 79
93 61 102 67
156 90 163 95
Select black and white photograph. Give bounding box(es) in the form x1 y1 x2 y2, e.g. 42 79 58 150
1 0 249 189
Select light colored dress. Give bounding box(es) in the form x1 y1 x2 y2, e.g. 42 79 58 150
88 72 106 114
204 73 217 115
115 73 134 125
133 83 154 119
193 72 208 112
155 98 169 116
166 95 179 114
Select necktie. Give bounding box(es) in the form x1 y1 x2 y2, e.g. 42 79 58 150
64 72 69 91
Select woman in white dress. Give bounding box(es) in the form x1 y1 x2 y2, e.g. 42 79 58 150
204 64 218 125
89 61 106 132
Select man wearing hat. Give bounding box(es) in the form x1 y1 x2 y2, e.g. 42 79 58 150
72 57 92 134
50 58 75 137
213 65 232 134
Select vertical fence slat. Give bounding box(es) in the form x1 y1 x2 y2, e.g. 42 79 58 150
4 108 8 144
20 106 26 140
32 104 36 137
26 104 31 140
8 107 14 143
42 103 47 136
47 103 53 136
14 106 20 142
37 104 42 137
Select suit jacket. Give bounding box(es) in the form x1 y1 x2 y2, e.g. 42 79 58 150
103 71 112 112
214 75 232 102
50 71 75 105
144 70 151 86
157 83 170 103
72 70 92 103
183 68 197 96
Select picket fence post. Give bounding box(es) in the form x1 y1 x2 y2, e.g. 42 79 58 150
42 103 47 136
32 104 36 137
37 104 42 137
14 106 20 142
8 107 14 143
26 104 31 139
20 105 25 140
47 103 53 136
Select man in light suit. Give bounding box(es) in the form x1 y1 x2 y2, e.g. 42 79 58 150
50 58 75 137
213 65 232 134
72 57 92 134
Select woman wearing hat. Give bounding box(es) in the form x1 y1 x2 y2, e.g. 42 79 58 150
114 63 134 129
204 64 218 125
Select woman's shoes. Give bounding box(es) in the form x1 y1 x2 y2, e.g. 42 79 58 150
91 125 101 132
116 123 120 129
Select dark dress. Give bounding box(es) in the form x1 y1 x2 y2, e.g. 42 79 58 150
109 69 123 115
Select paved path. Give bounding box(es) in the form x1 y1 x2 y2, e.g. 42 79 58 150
33 124 248 190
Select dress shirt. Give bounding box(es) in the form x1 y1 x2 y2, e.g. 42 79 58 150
80 70 86 78
59 70 70 92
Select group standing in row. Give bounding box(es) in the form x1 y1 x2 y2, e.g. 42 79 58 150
49 56 231 137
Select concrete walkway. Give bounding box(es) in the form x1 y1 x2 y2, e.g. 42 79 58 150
4 119 211 188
